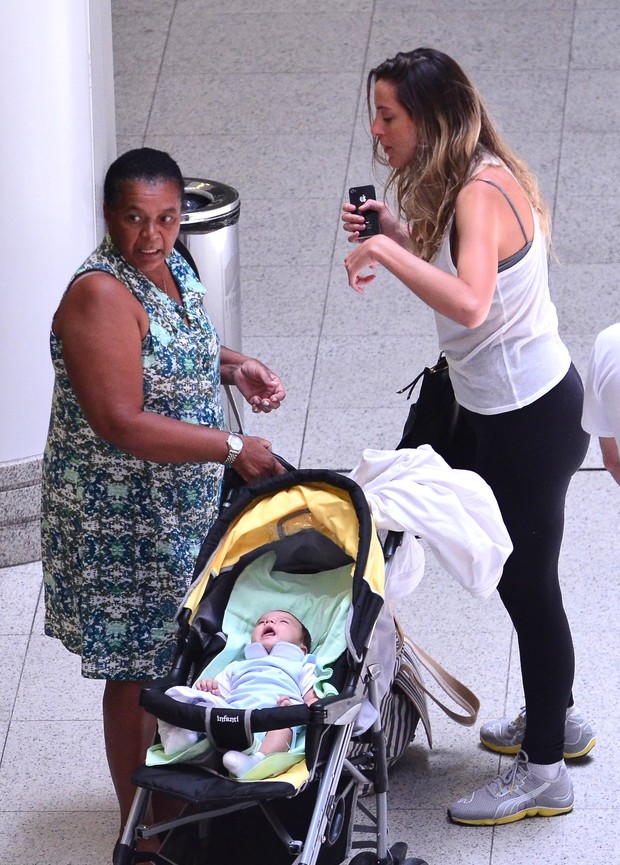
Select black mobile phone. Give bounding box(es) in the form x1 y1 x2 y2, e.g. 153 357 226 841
348 185 381 238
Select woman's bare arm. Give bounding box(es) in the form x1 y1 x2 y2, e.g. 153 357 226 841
53 272 281 479
344 181 502 327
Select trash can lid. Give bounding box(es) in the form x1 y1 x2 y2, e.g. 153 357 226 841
181 177 240 226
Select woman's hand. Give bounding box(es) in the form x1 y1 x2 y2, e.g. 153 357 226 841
341 199 406 245
233 359 286 413
341 202 368 241
344 235 383 293
233 435 286 481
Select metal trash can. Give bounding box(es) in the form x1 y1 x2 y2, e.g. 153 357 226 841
179 177 242 427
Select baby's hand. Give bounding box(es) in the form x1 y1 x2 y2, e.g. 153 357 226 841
303 688 319 706
277 695 292 707
196 678 220 694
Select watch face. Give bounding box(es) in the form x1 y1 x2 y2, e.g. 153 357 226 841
225 433 244 467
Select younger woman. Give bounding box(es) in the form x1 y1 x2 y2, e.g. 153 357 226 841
342 47 594 826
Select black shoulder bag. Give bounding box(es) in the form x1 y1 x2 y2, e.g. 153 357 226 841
396 352 476 470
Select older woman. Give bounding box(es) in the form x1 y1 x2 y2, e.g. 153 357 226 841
41 147 285 840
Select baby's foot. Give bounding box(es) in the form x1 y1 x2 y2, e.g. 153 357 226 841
222 750 266 778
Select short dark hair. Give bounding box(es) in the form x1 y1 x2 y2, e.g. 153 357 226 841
274 611 312 652
104 147 184 209
299 622 312 653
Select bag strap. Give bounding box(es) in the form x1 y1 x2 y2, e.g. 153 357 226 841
393 633 434 747
223 383 245 434
403 635 480 728
397 352 449 400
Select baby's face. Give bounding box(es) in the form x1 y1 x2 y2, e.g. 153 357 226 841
251 611 305 653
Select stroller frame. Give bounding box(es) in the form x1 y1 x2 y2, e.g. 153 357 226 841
114 470 429 865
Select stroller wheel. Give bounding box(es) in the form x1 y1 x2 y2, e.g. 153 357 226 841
349 853 380 865
387 842 408 865
326 794 348 846
349 852 428 865
389 843 430 865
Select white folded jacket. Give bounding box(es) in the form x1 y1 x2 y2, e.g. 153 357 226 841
349 446 513 599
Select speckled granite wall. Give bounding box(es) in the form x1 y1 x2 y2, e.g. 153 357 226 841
0 457 42 566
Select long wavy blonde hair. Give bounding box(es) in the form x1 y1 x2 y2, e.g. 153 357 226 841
368 48 551 261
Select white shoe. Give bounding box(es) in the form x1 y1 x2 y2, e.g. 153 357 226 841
222 750 265 778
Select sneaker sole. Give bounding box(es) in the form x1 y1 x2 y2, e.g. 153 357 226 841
448 803 574 826
565 736 596 759
479 736 597 760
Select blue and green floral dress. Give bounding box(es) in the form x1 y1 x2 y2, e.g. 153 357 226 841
42 236 226 680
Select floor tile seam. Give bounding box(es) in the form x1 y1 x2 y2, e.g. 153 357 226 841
0 581 43 768
150 70 375 80
8 715 101 723
299 1 377 464
568 64 620 71
488 820 497 862
384 800 612 812
239 264 333 274
141 66 580 87
145 131 355 139
143 0 180 144
550 0 579 227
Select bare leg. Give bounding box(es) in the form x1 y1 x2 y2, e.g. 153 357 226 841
103 679 185 844
259 727 293 756
223 728 295 778
103 680 156 829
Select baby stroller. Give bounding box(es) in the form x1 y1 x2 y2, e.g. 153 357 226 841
114 468 429 865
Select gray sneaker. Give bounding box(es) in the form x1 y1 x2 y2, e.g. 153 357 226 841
448 751 574 826
480 706 596 759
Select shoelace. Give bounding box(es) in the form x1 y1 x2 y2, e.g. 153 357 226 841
487 751 529 796
507 707 527 735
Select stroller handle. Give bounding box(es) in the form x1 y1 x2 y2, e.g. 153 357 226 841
140 684 310 736
382 529 404 561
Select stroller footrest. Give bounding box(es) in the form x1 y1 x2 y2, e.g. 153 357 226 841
131 764 297 805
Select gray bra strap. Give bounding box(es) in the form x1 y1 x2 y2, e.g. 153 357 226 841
476 178 530 244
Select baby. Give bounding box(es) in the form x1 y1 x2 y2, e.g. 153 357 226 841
159 610 318 778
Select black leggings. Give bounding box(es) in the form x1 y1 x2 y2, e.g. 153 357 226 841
461 364 589 764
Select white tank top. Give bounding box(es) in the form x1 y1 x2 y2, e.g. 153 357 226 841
433 193 571 415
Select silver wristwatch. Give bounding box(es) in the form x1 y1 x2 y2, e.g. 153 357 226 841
224 433 243 467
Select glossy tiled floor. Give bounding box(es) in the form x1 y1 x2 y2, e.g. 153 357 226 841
1 1 619 863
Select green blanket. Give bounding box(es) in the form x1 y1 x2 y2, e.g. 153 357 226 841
146 551 353 777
